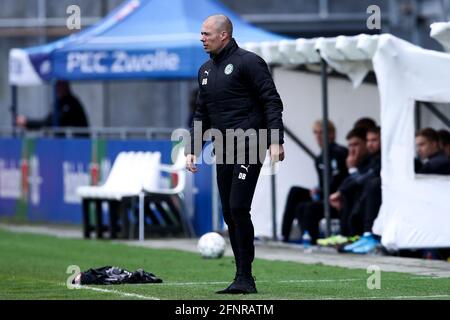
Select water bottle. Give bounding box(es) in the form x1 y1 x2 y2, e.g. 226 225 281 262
311 191 321 202
302 231 312 251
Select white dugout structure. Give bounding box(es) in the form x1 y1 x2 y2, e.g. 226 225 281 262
243 30 450 250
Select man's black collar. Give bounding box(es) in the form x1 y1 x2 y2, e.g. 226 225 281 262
428 151 444 160
210 38 238 63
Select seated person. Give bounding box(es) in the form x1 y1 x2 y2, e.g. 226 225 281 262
353 117 377 131
437 129 450 157
341 126 382 253
281 120 348 243
322 127 373 244
415 128 450 175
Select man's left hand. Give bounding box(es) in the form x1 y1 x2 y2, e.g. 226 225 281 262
269 144 285 163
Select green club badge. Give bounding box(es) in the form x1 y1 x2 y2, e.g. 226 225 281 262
224 64 234 75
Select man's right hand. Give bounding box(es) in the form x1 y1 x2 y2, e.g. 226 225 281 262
346 153 358 169
16 115 27 128
186 154 198 173
329 191 342 210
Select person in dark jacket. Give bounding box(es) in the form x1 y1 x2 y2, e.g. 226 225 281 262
329 127 372 237
353 117 377 131
185 15 284 294
415 128 450 175
281 120 348 244
16 80 88 136
340 126 383 253
357 126 382 234
437 129 450 157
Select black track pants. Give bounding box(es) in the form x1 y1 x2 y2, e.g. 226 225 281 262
216 160 263 276
281 186 311 241
362 177 382 233
296 200 338 243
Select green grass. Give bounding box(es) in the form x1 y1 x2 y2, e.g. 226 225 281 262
0 229 449 300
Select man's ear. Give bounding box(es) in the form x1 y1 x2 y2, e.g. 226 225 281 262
432 141 440 150
220 31 227 41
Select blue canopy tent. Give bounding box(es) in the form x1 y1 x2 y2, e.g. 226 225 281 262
9 0 287 84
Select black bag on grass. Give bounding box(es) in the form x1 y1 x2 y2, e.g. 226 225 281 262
73 266 163 285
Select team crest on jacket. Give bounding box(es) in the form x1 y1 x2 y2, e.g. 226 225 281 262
224 64 234 75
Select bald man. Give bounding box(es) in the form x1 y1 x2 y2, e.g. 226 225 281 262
186 15 285 294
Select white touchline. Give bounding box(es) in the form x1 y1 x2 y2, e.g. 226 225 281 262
162 281 230 285
307 294 450 300
158 276 447 287
60 283 160 300
278 279 361 283
82 286 160 300
410 276 447 279
160 278 361 286
365 294 450 300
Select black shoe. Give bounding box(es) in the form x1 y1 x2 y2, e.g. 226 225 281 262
215 273 240 294
215 274 257 294
215 282 235 294
232 274 257 294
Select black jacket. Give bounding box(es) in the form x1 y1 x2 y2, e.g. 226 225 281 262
416 152 450 175
187 38 284 156
315 142 348 195
338 153 377 194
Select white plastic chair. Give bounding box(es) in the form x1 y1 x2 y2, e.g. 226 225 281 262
76 151 161 239
138 145 194 240
77 151 161 200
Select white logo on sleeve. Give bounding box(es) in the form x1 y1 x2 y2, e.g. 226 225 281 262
238 165 250 180
224 64 234 75
240 165 250 172
202 69 210 85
